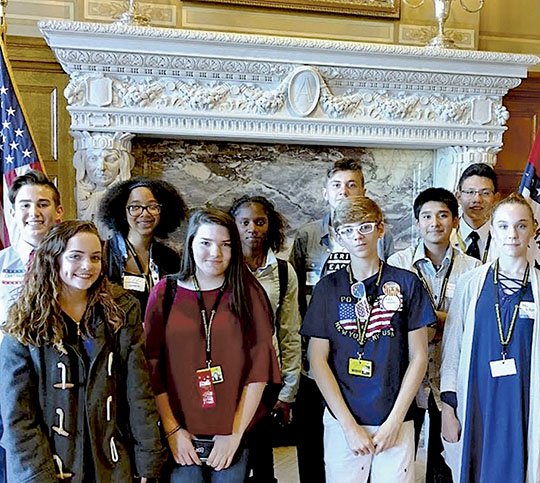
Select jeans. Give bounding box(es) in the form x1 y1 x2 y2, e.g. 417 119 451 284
170 448 249 483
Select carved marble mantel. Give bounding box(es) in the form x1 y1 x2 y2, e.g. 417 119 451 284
38 20 538 219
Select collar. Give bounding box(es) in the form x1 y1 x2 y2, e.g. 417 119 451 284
459 217 490 241
252 249 277 275
413 243 453 272
14 238 37 265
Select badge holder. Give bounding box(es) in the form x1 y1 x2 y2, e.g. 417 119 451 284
490 352 517 378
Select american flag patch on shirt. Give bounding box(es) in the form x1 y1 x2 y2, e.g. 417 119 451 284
338 302 357 330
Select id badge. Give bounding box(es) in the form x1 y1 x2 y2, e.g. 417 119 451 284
490 358 517 378
210 365 224 384
519 301 536 319
123 275 146 292
196 368 217 408
348 358 373 377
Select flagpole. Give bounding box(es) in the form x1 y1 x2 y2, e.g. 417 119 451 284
0 0 7 42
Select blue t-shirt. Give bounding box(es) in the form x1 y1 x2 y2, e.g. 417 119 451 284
301 263 435 426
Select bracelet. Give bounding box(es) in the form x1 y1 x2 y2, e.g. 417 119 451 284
165 424 182 439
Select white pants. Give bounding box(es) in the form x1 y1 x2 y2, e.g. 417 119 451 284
323 408 415 483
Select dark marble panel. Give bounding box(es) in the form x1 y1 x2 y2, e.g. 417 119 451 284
132 138 433 252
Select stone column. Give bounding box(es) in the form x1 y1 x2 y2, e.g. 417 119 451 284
433 146 500 192
72 131 135 222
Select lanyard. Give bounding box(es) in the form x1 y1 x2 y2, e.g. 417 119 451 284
493 260 529 358
347 261 384 358
416 249 455 311
456 229 491 264
193 274 227 368
125 239 153 289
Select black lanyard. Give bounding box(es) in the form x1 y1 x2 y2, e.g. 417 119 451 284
193 274 227 368
416 249 455 311
347 261 384 358
125 239 153 289
493 260 530 358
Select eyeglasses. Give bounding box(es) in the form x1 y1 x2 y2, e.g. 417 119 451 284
460 189 494 198
337 222 379 238
126 204 162 217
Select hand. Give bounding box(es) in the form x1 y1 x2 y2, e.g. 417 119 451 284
441 406 461 443
140 479 147 483
372 416 404 454
168 428 201 466
272 400 292 425
207 433 242 471
343 422 375 456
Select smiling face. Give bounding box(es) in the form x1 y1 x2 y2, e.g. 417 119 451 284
491 202 536 259
11 184 64 247
416 201 458 249
234 202 269 255
456 175 498 229
126 187 161 239
192 223 232 280
323 170 365 211
58 231 102 295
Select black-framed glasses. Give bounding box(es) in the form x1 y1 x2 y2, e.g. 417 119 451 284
126 204 162 217
337 222 379 239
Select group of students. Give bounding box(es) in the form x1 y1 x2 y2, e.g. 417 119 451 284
0 157 536 483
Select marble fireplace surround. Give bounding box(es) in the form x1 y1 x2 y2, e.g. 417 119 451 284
38 20 538 220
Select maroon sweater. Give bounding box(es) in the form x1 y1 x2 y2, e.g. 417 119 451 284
144 277 281 436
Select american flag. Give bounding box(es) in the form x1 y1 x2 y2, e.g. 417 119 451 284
337 297 396 337
518 127 540 269
0 36 45 249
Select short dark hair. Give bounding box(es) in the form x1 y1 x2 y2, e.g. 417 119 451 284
457 163 498 192
413 188 459 220
8 170 61 207
229 195 288 253
98 176 188 238
326 158 365 187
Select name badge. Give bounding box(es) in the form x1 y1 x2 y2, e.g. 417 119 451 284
210 365 224 384
0 271 25 285
123 275 146 292
348 358 373 377
490 358 517 378
196 368 217 409
445 283 456 299
519 301 536 319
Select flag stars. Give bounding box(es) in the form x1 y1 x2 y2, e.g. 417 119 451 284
9 141 19 150
14 128 23 137
0 86 7 95
2 120 10 130
6 106 15 116
5 154 14 164
22 149 31 158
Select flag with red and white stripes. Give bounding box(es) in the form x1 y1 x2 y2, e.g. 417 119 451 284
0 36 45 248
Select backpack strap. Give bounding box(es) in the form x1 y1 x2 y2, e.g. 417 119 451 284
275 258 289 335
162 275 178 325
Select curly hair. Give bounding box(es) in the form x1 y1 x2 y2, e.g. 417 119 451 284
229 195 288 253
98 176 188 238
4 220 125 353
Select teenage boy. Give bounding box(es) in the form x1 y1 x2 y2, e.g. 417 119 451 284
451 163 500 263
0 170 64 482
290 158 393 483
301 196 432 483
387 188 479 482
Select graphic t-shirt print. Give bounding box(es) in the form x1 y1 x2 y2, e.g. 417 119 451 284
335 280 402 340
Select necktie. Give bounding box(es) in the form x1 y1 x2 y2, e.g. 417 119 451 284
466 231 481 260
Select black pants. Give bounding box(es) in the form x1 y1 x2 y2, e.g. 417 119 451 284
245 411 277 483
294 375 326 483
413 392 452 483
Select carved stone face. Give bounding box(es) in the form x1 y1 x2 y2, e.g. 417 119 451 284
85 147 122 188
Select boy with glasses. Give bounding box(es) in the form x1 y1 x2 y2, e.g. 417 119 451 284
452 163 500 263
302 196 433 483
388 188 479 483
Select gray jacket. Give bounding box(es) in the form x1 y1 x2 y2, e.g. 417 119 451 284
0 288 166 482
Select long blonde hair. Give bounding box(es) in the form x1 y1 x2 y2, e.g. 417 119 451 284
4 220 124 352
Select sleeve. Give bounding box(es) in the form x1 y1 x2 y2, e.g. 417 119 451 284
143 279 168 396
406 273 437 331
299 277 329 339
120 300 167 478
276 263 302 403
440 272 470 394
0 337 58 482
288 230 308 317
244 281 281 386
